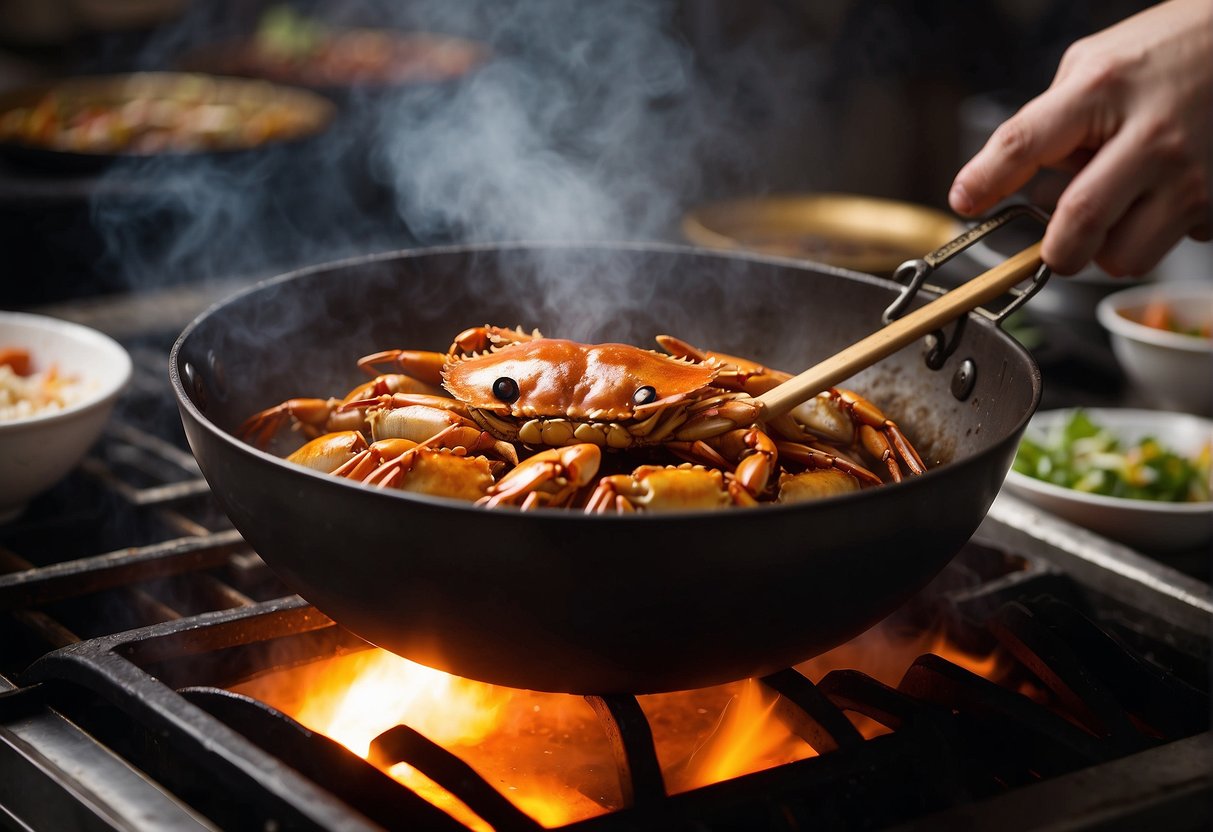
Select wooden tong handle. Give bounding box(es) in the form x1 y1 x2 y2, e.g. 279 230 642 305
756 242 1043 419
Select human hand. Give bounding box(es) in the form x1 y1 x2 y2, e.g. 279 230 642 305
949 0 1212 276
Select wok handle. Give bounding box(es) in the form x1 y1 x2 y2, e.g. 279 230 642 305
756 241 1043 419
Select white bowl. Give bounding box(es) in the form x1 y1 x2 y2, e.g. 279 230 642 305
0 311 131 522
1002 408 1213 552
1096 281 1213 415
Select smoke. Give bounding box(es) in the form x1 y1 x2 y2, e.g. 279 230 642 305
371 1 713 244
88 89 383 292
84 0 832 319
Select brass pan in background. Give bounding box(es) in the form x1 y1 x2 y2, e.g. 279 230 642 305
682 193 963 276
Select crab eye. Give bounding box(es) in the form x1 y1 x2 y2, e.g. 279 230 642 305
492 376 520 404
632 385 657 406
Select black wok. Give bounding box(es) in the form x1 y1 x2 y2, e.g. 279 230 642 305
171 243 1041 694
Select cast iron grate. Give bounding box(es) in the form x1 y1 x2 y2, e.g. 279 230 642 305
0 330 295 682
1 549 1207 831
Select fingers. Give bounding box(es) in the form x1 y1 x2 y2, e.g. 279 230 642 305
1094 193 1189 277
1086 174 1211 276
1040 126 1159 274
1043 109 1211 275
949 82 1098 217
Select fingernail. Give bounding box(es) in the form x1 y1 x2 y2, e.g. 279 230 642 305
949 182 973 214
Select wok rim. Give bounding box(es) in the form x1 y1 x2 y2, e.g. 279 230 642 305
170 240 1043 522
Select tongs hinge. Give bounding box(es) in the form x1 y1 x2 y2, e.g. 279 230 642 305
882 204 1052 370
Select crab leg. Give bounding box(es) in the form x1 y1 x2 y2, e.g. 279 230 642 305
824 389 926 481
239 397 355 448
774 441 884 486
331 438 419 480
358 350 448 383
658 336 926 481
358 326 542 381
672 395 764 441
239 374 440 447
667 427 779 501
341 392 474 419
341 394 517 465
478 444 601 510
656 335 790 395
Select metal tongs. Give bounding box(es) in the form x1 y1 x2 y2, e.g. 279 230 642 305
755 204 1052 419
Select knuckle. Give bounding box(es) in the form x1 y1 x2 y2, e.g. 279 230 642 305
991 118 1033 163
1140 118 1190 164
1083 60 1126 96
1057 38 1092 75
1067 51 1129 98
1056 189 1104 235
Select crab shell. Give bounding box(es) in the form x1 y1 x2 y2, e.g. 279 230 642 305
442 338 721 448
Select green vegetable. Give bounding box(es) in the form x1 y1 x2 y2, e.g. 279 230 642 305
1013 410 1212 503
256 5 326 60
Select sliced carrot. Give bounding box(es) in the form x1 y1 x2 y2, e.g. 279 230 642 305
0 347 32 376
1140 299 1172 331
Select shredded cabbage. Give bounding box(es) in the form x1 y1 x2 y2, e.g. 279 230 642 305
1013 410 1212 503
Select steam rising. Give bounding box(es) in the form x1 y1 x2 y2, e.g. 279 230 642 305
373 2 711 243
88 0 774 302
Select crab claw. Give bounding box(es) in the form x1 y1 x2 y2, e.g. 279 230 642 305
668 427 780 500
585 464 750 514
478 444 601 510
673 396 764 441
776 469 863 503
362 446 496 501
331 438 419 480
357 349 449 384
285 431 372 472
450 325 542 355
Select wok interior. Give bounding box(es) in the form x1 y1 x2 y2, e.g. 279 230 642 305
189 245 1034 466
174 244 1041 693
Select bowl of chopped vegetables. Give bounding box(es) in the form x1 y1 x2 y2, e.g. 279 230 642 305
0 72 335 172
1003 408 1213 551
1096 281 1213 415
0 312 131 522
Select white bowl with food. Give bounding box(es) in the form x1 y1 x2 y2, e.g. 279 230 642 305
1096 281 1213 415
1002 408 1213 552
0 311 131 522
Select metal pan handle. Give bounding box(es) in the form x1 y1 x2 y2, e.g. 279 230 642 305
882 204 1052 370
756 212 1049 419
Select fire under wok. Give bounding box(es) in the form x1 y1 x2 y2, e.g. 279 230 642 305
171 242 1042 694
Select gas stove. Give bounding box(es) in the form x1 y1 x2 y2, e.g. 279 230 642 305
1 288 1209 831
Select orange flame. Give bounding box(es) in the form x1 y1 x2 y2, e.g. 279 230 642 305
236 650 614 828
652 679 815 793
232 621 1006 828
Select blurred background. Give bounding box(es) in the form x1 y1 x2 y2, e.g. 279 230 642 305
6 0 1206 307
